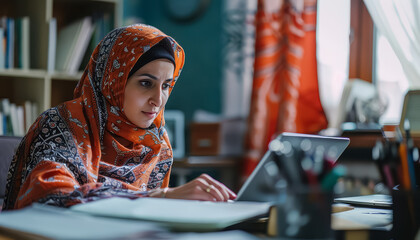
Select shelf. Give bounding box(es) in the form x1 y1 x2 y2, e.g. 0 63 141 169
0 69 47 79
51 72 83 81
0 0 122 115
0 69 82 81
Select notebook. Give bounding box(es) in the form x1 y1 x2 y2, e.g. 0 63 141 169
334 194 392 208
71 197 271 232
236 132 350 202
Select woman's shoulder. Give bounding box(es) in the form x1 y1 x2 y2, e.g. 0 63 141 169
31 100 86 134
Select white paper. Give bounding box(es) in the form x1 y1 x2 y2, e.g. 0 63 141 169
71 197 271 231
0 204 165 239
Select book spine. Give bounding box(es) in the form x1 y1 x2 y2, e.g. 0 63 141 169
47 18 57 73
0 112 3 135
0 28 4 70
21 16 30 70
16 105 24 136
6 17 14 69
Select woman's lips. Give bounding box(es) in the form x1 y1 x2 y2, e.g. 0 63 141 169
142 111 157 119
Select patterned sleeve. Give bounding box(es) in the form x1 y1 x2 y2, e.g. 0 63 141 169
7 109 151 209
15 160 149 209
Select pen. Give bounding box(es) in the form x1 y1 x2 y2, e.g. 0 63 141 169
372 141 390 188
300 153 318 186
395 127 412 189
362 212 390 215
399 141 412 190
321 165 346 191
404 119 417 188
270 139 303 188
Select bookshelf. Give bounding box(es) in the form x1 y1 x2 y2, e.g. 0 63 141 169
0 0 122 136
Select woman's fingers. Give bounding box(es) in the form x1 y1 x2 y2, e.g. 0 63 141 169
199 174 237 201
163 173 237 202
196 177 225 201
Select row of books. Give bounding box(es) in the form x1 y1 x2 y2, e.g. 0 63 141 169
0 98 38 137
50 12 113 74
0 12 113 74
0 16 30 70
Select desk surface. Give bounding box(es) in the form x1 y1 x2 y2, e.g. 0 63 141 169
0 199 394 240
342 126 420 148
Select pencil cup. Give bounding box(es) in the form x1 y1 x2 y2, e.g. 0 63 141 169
392 189 420 240
268 188 334 239
269 188 334 239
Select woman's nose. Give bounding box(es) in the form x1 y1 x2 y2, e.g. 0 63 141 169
149 87 163 107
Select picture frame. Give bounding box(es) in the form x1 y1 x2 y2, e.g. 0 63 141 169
164 110 185 159
399 89 420 137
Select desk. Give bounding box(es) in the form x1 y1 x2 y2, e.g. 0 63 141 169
341 129 383 149
0 201 395 240
332 206 392 240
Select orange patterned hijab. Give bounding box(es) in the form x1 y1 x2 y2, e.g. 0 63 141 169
3 24 185 210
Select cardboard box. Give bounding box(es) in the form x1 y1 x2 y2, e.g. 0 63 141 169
190 119 246 156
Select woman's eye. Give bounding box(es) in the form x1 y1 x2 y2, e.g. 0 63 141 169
162 83 171 90
139 81 152 88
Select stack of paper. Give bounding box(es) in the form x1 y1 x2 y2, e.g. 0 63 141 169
0 204 167 240
71 198 271 232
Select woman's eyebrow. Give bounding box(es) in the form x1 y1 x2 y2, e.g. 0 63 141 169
138 73 173 82
139 73 157 79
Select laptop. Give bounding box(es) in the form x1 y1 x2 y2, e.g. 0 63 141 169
235 132 350 202
334 194 392 208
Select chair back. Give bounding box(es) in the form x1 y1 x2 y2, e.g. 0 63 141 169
0 136 22 199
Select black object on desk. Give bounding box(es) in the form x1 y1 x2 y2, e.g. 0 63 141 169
392 189 420 239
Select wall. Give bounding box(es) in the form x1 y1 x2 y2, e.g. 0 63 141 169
123 0 223 124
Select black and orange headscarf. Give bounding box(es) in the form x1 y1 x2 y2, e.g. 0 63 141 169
3 24 185 210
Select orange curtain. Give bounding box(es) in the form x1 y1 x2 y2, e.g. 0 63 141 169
243 0 328 178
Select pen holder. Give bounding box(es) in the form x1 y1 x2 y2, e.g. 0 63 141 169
392 189 420 240
268 187 334 239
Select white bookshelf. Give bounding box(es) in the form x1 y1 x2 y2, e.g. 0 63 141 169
0 0 122 113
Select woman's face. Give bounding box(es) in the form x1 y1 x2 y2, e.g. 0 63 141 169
123 59 174 128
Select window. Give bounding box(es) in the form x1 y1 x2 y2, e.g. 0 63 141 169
318 0 410 127
316 0 350 129
374 30 409 124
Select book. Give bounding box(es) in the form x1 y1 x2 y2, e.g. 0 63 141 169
1 98 13 135
31 102 38 125
67 19 94 73
0 27 4 69
0 17 6 70
0 112 3 135
24 100 32 133
16 105 24 136
47 18 56 73
56 17 94 74
0 204 167 240
71 197 271 232
22 100 38 133
9 103 19 136
6 17 14 69
16 16 30 69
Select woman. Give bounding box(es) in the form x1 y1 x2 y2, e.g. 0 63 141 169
3 24 236 210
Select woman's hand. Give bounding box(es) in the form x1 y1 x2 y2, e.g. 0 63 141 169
163 173 237 202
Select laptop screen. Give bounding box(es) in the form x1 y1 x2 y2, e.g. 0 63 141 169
236 132 350 202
